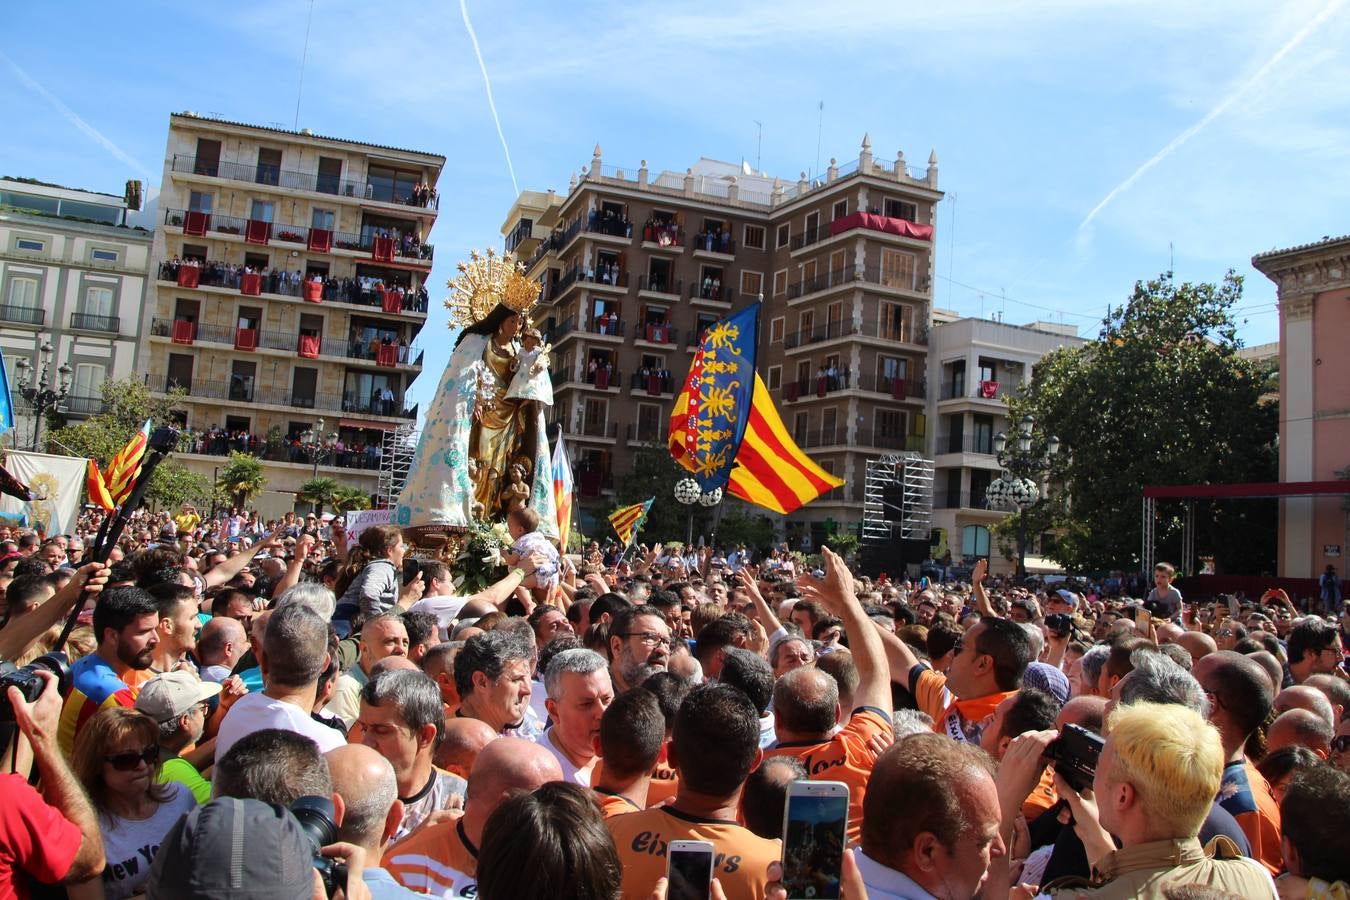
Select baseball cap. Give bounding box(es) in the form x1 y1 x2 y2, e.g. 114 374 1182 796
135 671 222 723
1054 589 1080 608
147 798 316 899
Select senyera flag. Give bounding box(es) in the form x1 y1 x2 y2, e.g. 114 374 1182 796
669 301 842 514
103 419 151 506
609 498 653 547
86 459 115 511
551 434 574 555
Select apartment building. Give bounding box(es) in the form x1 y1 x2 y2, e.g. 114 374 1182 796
143 113 443 516
503 138 940 539
0 177 150 448
926 315 1084 573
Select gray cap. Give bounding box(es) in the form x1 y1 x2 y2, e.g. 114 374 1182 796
147 798 315 899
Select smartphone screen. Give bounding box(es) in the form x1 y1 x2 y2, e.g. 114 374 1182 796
782 782 849 900
667 842 714 900
1137 608 1152 630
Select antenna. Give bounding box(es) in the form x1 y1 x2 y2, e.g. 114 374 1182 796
753 120 762 172
814 101 823 182
294 0 316 130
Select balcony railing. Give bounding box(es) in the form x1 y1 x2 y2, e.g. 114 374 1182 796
857 432 927 453
69 312 120 333
0 305 44 326
640 223 683 247
171 155 439 209
939 380 1019 402
637 275 681 296
936 489 997 510
566 420 619 439
785 264 927 301
626 423 668 444
629 372 676 394
634 322 678 345
936 435 997 455
795 427 851 449
151 317 421 366
583 215 633 239
689 283 734 304
155 262 431 313
164 209 433 263
692 233 735 255
148 375 415 419
63 395 105 416
783 374 925 401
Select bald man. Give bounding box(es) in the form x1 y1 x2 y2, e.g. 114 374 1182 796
1266 709 1334 758
1154 621 1185 645
1056 694 1107 734
1303 673 1350 724
326 745 425 899
1176 630 1216 667
383 737 562 896
433 716 498 780
1245 650 1286 695
1275 685 1335 729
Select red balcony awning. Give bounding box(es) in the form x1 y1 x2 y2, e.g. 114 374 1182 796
786 382 799 402
298 335 321 358
830 211 934 241
176 266 200 288
308 228 332 253
380 288 403 314
171 320 196 344
372 236 395 262
184 210 210 236
376 345 398 367
240 273 262 296
245 219 272 245
235 327 258 351
303 280 323 303
891 377 907 400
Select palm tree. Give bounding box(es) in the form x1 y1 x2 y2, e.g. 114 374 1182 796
297 477 340 517
331 485 372 514
216 452 266 509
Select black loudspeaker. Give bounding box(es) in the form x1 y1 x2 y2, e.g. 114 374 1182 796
859 535 931 577
881 485 906 521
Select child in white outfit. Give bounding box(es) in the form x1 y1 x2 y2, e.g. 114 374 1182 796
503 506 559 604
505 328 552 405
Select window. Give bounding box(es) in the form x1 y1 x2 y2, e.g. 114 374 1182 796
769 317 784 344
772 269 788 297
317 157 343 195
962 526 991 558
583 398 608 428
740 271 763 298
15 238 43 252
880 302 911 342
90 248 118 263
776 223 790 248
876 409 906 438
194 139 221 176
804 211 820 239
768 365 781 390
188 191 213 214
829 249 847 274
72 364 105 401
880 250 916 290
802 259 817 284
793 412 809 445
82 285 114 317
743 225 765 250
8 276 38 308
249 200 275 223
636 403 662 442
832 199 848 220
884 198 918 221
311 208 335 231
256 148 282 186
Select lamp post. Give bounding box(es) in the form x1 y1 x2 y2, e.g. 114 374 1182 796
300 417 339 476
14 341 71 451
985 414 1059 579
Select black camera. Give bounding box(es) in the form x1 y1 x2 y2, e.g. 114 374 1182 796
289 795 347 898
148 426 182 453
0 653 70 721
1045 613 1074 639
1044 723 1104 793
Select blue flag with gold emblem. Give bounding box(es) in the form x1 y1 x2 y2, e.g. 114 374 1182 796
668 304 759 492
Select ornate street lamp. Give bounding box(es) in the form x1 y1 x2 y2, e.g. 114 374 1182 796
14 341 71 451
986 415 1059 579
300 417 339 476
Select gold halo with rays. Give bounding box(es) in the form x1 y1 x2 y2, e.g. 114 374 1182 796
444 248 541 329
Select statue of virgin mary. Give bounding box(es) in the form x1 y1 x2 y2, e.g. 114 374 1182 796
395 250 557 546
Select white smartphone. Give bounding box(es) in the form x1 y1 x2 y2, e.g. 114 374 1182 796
781 780 850 900
667 839 715 900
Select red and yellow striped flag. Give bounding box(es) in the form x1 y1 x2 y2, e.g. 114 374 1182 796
609 498 653 547
86 459 115 511
104 419 151 505
726 374 844 514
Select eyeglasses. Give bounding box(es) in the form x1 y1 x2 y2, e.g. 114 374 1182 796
104 746 159 771
1332 735 1350 754
618 631 672 649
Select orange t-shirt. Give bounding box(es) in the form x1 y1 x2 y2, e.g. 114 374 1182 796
594 788 643 819
1217 759 1283 877
909 664 1015 745
646 755 680 808
763 707 891 845
1022 766 1058 822
382 812 478 897
606 806 780 900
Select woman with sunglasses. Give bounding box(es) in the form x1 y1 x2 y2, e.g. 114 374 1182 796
70 707 196 900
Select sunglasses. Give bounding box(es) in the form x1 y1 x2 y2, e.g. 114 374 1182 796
105 746 159 771
1332 735 1350 754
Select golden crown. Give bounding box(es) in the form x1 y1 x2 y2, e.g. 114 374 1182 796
445 249 541 328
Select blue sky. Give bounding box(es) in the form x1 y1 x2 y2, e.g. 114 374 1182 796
4 0 1347 411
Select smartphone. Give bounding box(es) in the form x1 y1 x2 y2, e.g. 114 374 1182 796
1215 604 1230 622
781 780 849 900
1136 608 1152 630
667 840 715 900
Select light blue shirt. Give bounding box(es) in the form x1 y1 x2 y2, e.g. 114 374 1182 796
853 848 941 900
363 865 438 899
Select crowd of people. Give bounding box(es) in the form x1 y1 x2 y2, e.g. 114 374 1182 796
157 259 432 312
0 508 1347 899
178 427 386 471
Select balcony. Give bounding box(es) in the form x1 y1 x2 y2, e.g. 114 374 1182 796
795 427 851 449
689 282 734 307
565 420 619 441
692 232 735 258
552 317 624 342
164 208 433 264
69 312 120 333
156 261 431 315
63 395 105 416
939 380 1019 402
785 264 929 303
0 305 44 326
789 212 934 252
637 275 681 298
936 435 997 456
148 375 416 419
626 423 668 445
629 372 676 395
149 318 422 367
634 322 678 346
782 374 925 402
856 432 927 453
936 489 999 511
640 223 683 250
170 155 440 210
552 368 623 392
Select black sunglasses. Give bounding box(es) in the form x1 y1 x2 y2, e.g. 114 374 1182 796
104 746 158 771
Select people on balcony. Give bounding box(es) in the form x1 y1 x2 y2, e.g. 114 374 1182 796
643 219 681 247
178 427 386 471
408 182 437 208
699 276 722 301
694 229 732 253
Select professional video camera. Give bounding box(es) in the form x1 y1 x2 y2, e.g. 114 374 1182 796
1044 722 1105 793
289 795 347 898
0 653 70 721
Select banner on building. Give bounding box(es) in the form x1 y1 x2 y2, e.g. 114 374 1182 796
0 451 88 536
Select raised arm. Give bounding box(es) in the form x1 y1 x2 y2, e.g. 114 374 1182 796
970 558 997 619
204 531 281 588
735 567 783 637
796 547 890 714
0 563 109 663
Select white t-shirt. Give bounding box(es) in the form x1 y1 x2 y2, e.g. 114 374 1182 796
101 783 197 900
395 768 467 843
543 728 595 787
215 691 347 762
408 594 471 640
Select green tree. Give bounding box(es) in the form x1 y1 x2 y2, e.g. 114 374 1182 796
331 485 372 514
715 510 775 552
614 447 714 544
1010 271 1278 573
216 452 266 509
46 377 206 510
297 477 340 516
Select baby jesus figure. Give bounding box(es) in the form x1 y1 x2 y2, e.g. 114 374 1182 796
504 327 552 405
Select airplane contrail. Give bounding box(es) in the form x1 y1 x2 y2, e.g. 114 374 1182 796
0 51 156 184
1080 0 1344 232
460 0 520 196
